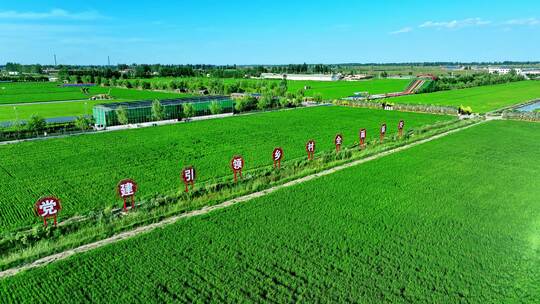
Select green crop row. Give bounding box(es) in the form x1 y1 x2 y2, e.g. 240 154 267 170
2 120 538 303
0 106 452 232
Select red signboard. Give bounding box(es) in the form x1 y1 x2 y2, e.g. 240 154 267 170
272 147 283 169
398 120 405 138
306 140 315 160
380 123 387 142
231 155 244 182
335 134 343 152
181 166 196 192
35 196 61 227
117 179 138 211
359 128 367 149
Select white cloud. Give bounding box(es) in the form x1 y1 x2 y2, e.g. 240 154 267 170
390 27 413 34
505 18 540 26
0 9 105 20
419 18 491 29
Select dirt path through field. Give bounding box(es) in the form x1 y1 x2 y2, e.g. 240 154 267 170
0 120 486 279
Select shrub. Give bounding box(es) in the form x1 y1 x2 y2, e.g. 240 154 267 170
235 96 257 112
27 114 46 135
257 94 273 110
313 93 323 103
209 101 222 115
116 106 129 125
183 103 195 119
151 99 164 121
458 105 473 115
75 116 93 132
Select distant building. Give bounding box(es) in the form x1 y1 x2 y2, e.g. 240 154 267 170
487 67 522 75
342 74 372 81
521 69 540 76
444 65 465 71
7 71 19 76
43 68 59 74
260 73 341 81
120 69 134 75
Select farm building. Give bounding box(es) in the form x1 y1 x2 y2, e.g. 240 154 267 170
93 96 233 128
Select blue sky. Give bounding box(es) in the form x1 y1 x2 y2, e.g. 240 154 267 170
1 0 539 65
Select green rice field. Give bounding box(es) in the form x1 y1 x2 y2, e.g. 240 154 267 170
2 120 538 302
0 106 451 231
0 79 408 121
0 82 189 104
0 82 190 122
391 80 540 113
286 78 409 99
0 99 122 122
147 77 411 100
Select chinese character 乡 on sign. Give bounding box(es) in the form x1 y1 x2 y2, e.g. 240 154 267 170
274 149 281 160
336 136 342 145
39 199 58 216
307 142 314 152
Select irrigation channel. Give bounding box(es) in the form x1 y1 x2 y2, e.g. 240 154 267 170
0 118 488 279
515 99 540 112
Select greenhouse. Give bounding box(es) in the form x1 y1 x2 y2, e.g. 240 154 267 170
93 96 234 128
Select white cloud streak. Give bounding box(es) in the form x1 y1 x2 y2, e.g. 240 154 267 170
505 18 540 26
390 27 413 34
0 9 105 20
419 18 491 29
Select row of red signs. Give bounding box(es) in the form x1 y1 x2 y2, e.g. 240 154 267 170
35 121 405 226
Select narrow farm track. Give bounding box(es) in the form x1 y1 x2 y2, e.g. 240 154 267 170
0 119 486 279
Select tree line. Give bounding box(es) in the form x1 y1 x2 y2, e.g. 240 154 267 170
420 71 526 93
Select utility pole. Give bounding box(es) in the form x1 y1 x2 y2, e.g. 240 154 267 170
54 54 57 66
107 56 111 66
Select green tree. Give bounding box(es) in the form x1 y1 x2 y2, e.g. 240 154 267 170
12 119 25 138
58 67 69 82
257 94 273 110
278 97 290 108
209 100 222 115
183 103 195 119
291 94 302 107
27 114 46 135
278 78 288 96
234 96 257 112
75 116 93 132
141 81 151 90
116 106 129 125
313 93 323 103
151 99 164 121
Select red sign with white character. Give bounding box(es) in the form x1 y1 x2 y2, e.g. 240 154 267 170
35 196 61 227
359 128 367 149
398 120 405 138
380 123 387 142
335 134 343 152
272 147 283 169
117 179 138 211
231 155 244 182
306 140 315 160
181 166 196 192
